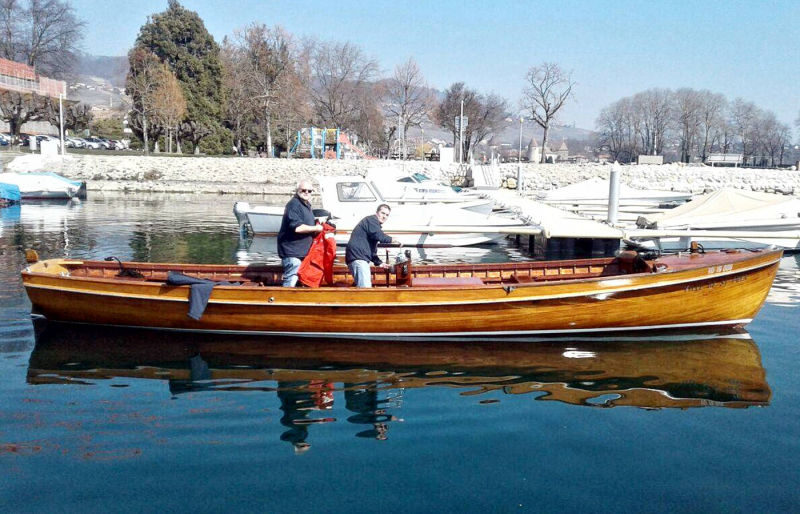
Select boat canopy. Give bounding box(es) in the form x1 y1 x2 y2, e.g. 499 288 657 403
647 188 800 229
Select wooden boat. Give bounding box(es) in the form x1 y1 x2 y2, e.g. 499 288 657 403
21 246 781 338
28 324 770 409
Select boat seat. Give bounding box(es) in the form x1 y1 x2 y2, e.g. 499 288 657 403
508 275 534 284
412 276 484 287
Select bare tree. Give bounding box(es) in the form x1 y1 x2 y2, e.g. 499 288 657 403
234 24 294 157
521 63 574 163
697 91 727 161
126 48 163 155
307 40 378 130
755 111 791 167
384 57 434 159
45 99 92 132
435 82 476 159
596 98 639 162
151 63 186 154
673 88 703 163
0 90 49 143
435 82 507 160
0 0 84 78
220 37 254 154
633 88 672 155
0 0 83 143
730 98 760 164
350 82 385 157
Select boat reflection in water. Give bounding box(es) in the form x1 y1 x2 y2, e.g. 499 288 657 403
28 324 771 448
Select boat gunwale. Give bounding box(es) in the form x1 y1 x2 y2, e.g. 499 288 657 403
21 250 783 308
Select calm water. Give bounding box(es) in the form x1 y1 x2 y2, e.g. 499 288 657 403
1 193 799 513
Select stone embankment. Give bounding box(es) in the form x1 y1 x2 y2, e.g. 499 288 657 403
3 153 800 195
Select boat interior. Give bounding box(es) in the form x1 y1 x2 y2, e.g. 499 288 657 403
31 250 658 288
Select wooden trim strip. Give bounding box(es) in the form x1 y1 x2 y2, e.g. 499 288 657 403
55 318 754 338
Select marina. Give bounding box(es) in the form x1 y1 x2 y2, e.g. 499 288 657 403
1 190 799 513
1 0 799 510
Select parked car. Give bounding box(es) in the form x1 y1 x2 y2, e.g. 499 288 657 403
83 137 106 150
0 133 8 146
65 137 85 148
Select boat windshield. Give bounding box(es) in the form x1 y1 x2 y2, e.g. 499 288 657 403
336 181 378 202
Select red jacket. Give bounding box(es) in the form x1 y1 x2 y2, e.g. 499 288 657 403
298 222 337 287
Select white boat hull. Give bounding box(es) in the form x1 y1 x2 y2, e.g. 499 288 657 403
0 172 85 199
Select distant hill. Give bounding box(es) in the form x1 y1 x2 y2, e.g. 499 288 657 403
77 54 128 87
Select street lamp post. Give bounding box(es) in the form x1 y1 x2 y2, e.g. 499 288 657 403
517 116 523 190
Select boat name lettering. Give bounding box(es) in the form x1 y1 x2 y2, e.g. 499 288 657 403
707 264 733 274
686 275 745 292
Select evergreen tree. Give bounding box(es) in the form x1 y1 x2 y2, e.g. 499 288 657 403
132 0 227 154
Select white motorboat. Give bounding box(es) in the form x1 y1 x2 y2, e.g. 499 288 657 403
365 169 493 214
233 202 284 235
234 202 333 236
0 172 86 200
630 188 800 251
318 175 529 247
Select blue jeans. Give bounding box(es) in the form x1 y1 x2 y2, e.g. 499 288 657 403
281 257 302 287
348 260 372 288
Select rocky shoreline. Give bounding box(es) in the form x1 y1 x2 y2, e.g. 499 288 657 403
3 153 800 196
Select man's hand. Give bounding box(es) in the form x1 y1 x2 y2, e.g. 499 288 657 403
378 262 390 269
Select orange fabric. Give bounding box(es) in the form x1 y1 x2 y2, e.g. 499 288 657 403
298 222 337 288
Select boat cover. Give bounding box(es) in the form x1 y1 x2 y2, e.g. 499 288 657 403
543 177 690 202
650 188 800 229
0 172 83 197
0 182 21 202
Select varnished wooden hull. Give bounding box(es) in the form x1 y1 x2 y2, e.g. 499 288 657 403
22 249 782 337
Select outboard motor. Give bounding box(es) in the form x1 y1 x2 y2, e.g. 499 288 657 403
233 202 251 235
394 249 413 286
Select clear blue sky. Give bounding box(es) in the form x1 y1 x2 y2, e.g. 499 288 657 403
72 0 799 131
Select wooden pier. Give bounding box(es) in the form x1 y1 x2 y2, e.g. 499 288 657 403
479 189 624 259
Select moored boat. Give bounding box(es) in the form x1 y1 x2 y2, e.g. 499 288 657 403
0 172 86 200
21 246 782 338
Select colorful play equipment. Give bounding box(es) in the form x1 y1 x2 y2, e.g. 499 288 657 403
288 127 371 159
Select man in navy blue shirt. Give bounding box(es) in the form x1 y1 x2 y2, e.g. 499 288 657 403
345 204 401 287
277 180 323 286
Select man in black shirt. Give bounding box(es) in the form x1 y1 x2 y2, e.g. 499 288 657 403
345 204 401 287
277 180 323 286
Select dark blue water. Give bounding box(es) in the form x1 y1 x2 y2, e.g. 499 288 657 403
1 193 799 513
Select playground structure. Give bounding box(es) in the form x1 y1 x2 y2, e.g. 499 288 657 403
288 127 371 159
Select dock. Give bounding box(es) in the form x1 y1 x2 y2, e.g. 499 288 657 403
479 188 624 259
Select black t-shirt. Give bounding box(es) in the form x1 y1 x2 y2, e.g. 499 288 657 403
277 195 315 259
345 215 393 265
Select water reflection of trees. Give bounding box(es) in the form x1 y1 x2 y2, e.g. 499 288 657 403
129 230 239 263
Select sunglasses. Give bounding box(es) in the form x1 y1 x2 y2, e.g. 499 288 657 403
298 189 314 193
